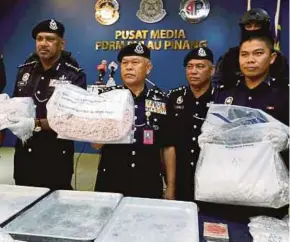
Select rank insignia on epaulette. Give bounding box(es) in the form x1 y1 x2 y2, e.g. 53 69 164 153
152 94 162 101
145 99 166 115
224 96 233 105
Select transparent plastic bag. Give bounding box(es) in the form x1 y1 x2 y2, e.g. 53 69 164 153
248 216 289 242
0 94 36 142
47 84 135 143
195 104 289 208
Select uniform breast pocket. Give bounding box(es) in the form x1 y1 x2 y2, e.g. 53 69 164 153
46 87 55 99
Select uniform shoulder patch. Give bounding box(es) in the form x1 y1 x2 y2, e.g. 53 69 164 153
167 85 186 97
64 62 83 72
18 61 38 68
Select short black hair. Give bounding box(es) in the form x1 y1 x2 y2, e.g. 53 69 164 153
240 34 274 53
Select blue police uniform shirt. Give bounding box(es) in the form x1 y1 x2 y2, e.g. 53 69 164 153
214 76 289 125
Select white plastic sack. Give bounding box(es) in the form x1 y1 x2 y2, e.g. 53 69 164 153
0 94 35 141
195 104 289 208
198 104 289 151
47 84 135 143
248 216 289 242
195 142 289 208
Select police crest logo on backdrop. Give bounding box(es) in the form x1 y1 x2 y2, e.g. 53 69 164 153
179 0 210 23
95 0 120 25
136 0 167 23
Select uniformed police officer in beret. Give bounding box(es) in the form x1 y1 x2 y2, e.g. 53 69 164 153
10 19 86 190
213 33 289 221
92 42 176 199
167 47 214 202
0 53 6 146
213 8 288 89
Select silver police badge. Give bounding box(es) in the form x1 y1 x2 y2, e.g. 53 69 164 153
136 0 167 23
22 73 30 82
225 96 233 105
179 0 210 24
49 19 58 30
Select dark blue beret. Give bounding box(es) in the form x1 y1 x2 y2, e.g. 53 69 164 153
117 43 150 62
183 47 214 67
32 19 65 39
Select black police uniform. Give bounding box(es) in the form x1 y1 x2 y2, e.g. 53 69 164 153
12 55 86 190
0 54 6 93
214 76 289 125
95 85 174 198
208 76 289 221
167 86 212 201
212 8 289 88
212 47 289 89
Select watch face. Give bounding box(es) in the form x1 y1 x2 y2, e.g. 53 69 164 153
34 126 42 132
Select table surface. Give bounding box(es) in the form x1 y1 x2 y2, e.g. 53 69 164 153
198 214 252 242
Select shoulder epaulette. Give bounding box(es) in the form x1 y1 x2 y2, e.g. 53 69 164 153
18 61 37 68
65 62 83 72
147 88 167 98
167 85 186 97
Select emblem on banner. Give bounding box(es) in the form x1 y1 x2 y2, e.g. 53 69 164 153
95 0 120 25
136 0 167 23
179 0 210 24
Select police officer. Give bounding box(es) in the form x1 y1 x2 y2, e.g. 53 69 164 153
167 47 214 202
0 54 6 146
213 33 288 220
213 8 289 88
0 53 6 93
10 19 86 190
92 43 176 199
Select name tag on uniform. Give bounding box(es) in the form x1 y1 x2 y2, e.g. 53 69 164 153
145 99 166 115
143 129 154 145
49 79 72 87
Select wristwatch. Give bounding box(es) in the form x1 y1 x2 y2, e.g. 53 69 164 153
34 119 42 132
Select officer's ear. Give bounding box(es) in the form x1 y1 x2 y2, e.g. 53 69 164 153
60 38 66 51
146 60 153 75
210 64 215 77
270 51 277 65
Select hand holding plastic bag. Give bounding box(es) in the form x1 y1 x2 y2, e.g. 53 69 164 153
7 117 35 143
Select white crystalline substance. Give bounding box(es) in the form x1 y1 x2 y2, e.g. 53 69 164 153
47 84 134 143
249 216 289 242
0 94 35 130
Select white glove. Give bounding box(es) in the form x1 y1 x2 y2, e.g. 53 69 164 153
7 117 35 143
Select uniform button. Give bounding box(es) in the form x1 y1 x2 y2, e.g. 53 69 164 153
103 168 106 172
34 105 37 108
190 162 194 166
132 151 136 155
37 90 41 94
194 113 199 117
154 118 158 122
196 101 199 105
135 105 138 108
191 149 194 153
62 150 66 154
133 139 136 143
248 96 252 100
133 127 137 131
131 163 136 168
193 125 197 129
28 148 32 152
134 116 137 120
175 113 178 117
159 173 162 176
192 137 196 141
18 88 21 92
41 77 44 80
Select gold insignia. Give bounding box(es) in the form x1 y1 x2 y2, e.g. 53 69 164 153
95 0 120 25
